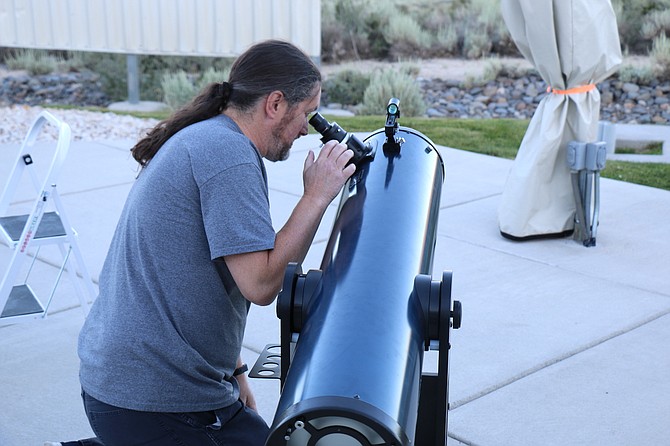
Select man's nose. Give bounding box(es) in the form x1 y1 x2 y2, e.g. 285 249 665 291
299 121 309 137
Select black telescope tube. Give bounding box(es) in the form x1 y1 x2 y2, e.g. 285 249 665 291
266 126 444 445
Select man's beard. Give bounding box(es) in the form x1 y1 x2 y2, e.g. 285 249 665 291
267 115 294 162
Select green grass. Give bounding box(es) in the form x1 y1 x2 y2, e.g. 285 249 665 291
615 141 663 155
50 106 669 192
323 115 528 159
321 115 670 191
602 160 670 190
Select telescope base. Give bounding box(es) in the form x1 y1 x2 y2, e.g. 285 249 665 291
417 372 448 446
250 344 282 380
267 396 410 446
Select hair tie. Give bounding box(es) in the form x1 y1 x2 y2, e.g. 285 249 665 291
218 81 232 104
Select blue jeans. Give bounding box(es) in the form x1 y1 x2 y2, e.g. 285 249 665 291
78 390 270 446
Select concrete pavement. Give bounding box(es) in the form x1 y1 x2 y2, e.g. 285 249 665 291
0 127 669 445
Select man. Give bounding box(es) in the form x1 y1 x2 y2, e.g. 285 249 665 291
59 39 355 446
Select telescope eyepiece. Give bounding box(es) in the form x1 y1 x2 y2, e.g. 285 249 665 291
309 112 372 166
308 112 347 144
307 112 331 136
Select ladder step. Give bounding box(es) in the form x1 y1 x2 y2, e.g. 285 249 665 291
1 284 44 318
0 211 67 242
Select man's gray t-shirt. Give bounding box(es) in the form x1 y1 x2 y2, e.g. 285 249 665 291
78 115 276 412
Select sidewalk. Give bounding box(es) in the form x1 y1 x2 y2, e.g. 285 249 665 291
1 132 669 445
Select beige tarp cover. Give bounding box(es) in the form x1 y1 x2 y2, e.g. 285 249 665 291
498 0 622 239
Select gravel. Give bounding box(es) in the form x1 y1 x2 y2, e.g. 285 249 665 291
0 105 159 145
1 55 666 146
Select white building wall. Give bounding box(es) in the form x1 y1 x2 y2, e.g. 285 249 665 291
0 0 321 58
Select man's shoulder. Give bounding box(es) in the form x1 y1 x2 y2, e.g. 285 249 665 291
173 116 253 156
182 115 243 139
175 116 262 179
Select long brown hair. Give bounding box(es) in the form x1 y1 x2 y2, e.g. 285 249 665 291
131 40 321 167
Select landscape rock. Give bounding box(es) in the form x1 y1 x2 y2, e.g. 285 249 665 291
414 75 670 124
1 68 669 127
0 71 109 107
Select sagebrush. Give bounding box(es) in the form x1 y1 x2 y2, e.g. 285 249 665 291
360 65 426 117
3 0 670 101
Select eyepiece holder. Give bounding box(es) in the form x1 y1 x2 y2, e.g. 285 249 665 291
309 112 373 166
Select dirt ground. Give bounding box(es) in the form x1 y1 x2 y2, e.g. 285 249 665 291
321 55 653 81
321 56 531 81
0 55 653 84
0 57 521 83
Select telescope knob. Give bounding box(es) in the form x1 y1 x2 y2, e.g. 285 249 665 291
451 300 462 329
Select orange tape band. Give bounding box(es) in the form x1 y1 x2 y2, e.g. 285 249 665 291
546 84 596 94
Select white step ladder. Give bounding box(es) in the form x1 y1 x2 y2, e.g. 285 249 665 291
0 110 96 326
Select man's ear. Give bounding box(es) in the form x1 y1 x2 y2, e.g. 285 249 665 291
265 90 286 118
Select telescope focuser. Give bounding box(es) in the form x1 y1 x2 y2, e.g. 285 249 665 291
308 112 373 166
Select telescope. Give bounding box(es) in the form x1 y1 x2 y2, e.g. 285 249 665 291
251 98 462 446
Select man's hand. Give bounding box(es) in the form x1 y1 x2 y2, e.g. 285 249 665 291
303 140 356 208
237 373 258 411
